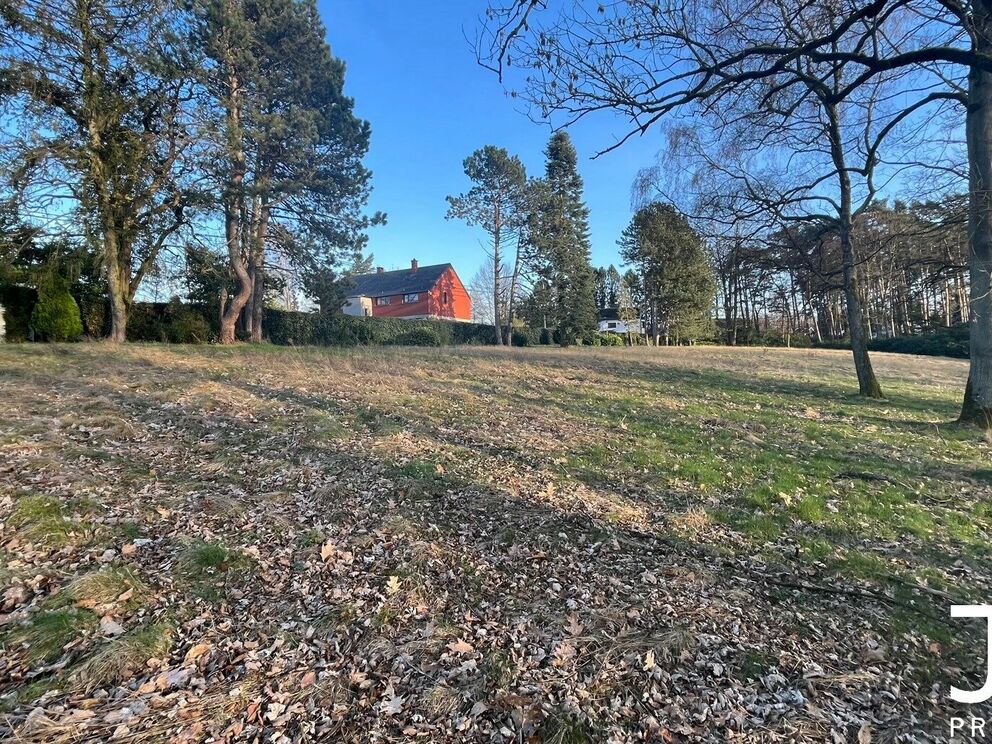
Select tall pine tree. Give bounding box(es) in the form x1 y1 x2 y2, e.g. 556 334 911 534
198 0 379 343
527 132 597 345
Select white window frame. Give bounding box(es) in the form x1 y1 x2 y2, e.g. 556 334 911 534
403 293 419 303
376 296 390 306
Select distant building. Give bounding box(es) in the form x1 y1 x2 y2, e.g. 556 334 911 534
598 308 642 335
343 260 472 321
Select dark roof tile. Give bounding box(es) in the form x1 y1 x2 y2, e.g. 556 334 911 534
347 263 453 297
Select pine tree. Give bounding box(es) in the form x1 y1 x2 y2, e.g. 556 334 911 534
619 203 715 345
446 146 529 345
527 132 598 345
198 0 380 343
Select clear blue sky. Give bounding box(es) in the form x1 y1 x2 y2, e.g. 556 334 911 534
317 0 663 279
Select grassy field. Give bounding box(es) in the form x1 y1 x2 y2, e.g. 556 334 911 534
0 343 989 741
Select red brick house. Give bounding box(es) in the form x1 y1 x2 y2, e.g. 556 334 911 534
342 261 472 321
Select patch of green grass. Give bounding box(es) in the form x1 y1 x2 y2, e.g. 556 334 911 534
832 550 891 581
74 620 174 689
482 648 515 689
7 495 93 547
794 495 827 523
298 528 323 548
738 514 784 542
393 459 442 481
174 539 251 600
738 649 777 681
117 522 143 540
3 608 98 664
796 537 833 562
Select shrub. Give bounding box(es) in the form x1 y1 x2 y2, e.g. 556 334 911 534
539 327 553 345
0 285 36 342
594 332 625 347
511 329 532 347
393 328 443 346
816 324 969 359
31 277 83 342
167 306 212 343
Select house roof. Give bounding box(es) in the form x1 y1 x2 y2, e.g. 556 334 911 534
347 263 453 298
598 308 621 322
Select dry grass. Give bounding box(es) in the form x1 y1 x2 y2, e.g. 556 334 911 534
0 343 984 741
73 620 174 689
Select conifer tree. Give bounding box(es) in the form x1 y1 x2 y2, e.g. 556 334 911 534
198 0 380 343
1 0 196 342
620 203 714 345
527 132 597 345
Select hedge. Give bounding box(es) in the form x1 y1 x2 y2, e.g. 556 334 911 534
262 309 498 347
817 324 969 359
1 285 38 342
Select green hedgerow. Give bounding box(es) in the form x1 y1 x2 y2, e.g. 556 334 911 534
31 276 83 342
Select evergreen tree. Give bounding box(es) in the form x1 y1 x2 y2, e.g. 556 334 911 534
446 146 529 345
197 0 381 343
1 0 196 342
526 132 598 345
619 203 715 345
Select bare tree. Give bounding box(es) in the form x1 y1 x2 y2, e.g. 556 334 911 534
478 0 992 424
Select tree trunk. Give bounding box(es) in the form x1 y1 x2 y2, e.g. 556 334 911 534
219 63 250 346
104 228 129 343
506 240 522 346
493 210 504 346
248 201 269 344
825 100 883 398
961 7 992 427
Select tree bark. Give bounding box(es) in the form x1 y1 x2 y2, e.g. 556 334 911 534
219 61 251 346
493 204 504 345
961 2 992 427
825 101 883 398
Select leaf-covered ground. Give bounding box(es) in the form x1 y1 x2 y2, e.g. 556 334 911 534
1 344 989 742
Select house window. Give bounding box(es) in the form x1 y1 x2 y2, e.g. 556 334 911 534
442 292 449 305
403 293 419 303
376 296 390 306
607 322 618 329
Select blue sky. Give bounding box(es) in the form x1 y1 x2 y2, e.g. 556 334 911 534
317 0 663 279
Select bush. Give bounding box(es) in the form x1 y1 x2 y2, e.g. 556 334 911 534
594 331 625 347
1 285 37 342
510 329 531 347
538 327 553 345
393 328 443 346
31 278 83 342
816 324 969 359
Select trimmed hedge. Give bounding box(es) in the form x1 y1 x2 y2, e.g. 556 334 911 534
128 301 216 343
263 309 498 347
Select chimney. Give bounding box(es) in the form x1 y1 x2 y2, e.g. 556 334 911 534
376 266 384 275
411 259 418 273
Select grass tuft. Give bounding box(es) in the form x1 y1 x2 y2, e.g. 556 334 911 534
58 565 149 611
3 608 98 664
7 495 91 547
541 711 597 744
74 620 174 689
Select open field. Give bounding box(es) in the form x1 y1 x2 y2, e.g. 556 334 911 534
1 344 990 741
